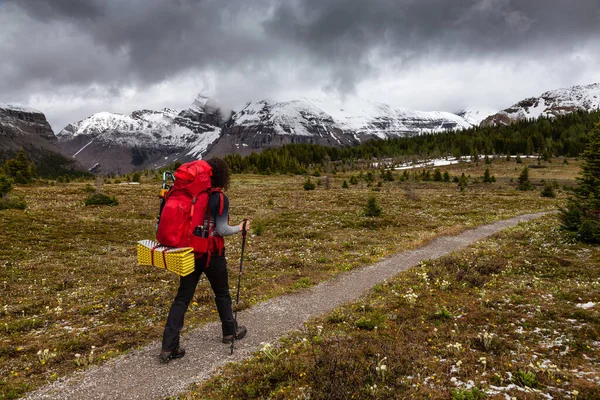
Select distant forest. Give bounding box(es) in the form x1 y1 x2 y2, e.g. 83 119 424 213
224 110 600 174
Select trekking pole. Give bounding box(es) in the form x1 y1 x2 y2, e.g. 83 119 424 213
231 219 248 355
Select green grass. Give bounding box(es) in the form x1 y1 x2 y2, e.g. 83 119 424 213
0 158 578 398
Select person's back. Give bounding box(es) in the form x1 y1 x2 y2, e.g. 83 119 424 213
159 157 250 363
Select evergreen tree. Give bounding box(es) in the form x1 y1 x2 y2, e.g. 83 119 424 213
516 154 523 164
364 196 382 217
384 170 395 182
350 175 359 185
443 171 450 182
458 173 468 192
433 169 443 182
482 168 494 183
4 149 36 184
560 123 600 243
516 167 535 190
0 174 13 197
342 180 349 189
484 155 492 164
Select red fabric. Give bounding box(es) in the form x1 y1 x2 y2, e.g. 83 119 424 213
151 245 160 266
157 160 211 249
157 160 226 259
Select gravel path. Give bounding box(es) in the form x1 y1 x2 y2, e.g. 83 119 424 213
23 212 553 400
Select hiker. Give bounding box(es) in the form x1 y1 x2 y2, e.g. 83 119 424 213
159 157 251 363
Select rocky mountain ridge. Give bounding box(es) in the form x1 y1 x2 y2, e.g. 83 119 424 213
8 82 599 175
58 96 477 173
56 96 223 174
0 104 83 177
482 83 600 126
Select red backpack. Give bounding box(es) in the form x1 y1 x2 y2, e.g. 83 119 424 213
156 160 224 258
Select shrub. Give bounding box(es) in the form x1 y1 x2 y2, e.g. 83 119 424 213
364 196 382 217
349 175 359 185
303 178 316 191
84 193 119 206
0 198 27 210
342 180 349 189
540 182 556 198
0 175 13 197
253 222 265 236
443 171 450 182
433 169 443 182
131 172 142 183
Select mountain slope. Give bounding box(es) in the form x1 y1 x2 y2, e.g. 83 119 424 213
209 97 473 157
0 103 84 177
482 83 600 127
56 96 223 174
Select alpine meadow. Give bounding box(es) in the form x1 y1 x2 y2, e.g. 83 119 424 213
2 1 600 399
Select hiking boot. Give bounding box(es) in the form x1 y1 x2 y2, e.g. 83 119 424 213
222 326 247 344
159 347 185 364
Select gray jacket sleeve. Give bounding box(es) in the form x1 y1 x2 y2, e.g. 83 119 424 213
214 194 240 237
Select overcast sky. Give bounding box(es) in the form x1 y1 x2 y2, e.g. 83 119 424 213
1 0 599 131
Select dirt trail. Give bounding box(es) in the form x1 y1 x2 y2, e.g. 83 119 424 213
23 212 553 400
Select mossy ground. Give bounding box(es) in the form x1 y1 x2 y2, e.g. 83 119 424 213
0 158 578 398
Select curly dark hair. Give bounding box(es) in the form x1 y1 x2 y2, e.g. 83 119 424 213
206 157 231 190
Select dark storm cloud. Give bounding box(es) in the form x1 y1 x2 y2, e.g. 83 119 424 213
3 0 599 94
265 0 600 78
1 0 599 131
8 0 105 20
3 0 277 87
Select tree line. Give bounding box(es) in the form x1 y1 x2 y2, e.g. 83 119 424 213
224 110 599 174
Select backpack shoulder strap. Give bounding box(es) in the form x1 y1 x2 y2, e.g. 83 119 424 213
210 188 225 217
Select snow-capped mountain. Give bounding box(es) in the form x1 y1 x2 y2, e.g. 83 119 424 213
57 95 223 174
482 83 600 126
57 94 477 173
309 97 473 138
0 103 82 175
209 97 474 156
456 109 495 126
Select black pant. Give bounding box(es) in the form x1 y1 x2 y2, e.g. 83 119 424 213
161 254 237 351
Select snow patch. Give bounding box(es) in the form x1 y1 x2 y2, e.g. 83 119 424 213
0 102 42 114
185 127 222 158
576 302 595 309
73 139 95 158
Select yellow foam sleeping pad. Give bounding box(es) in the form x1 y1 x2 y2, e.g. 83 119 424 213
137 240 195 277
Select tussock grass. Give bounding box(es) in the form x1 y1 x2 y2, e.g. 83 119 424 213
0 158 576 398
